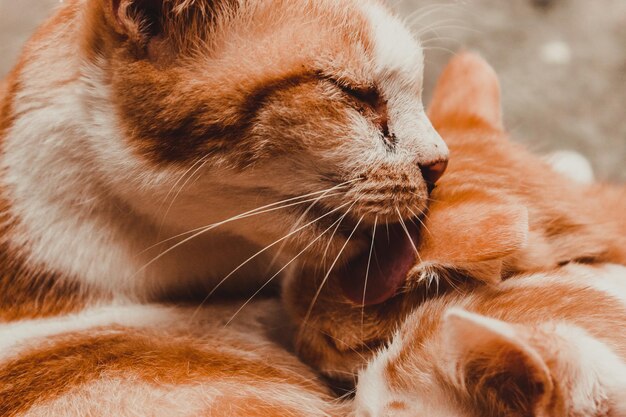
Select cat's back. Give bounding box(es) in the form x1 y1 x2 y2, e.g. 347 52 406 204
1 300 343 417
470 263 626 358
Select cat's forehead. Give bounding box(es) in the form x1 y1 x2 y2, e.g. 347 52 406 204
243 0 424 88
359 1 424 83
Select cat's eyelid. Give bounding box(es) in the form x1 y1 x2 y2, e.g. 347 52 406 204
322 76 381 106
336 80 377 98
315 72 375 95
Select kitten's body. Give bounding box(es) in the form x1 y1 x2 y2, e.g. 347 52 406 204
356 263 626 417
353 59 626 413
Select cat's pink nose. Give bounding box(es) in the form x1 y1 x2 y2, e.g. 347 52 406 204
419 159 448 184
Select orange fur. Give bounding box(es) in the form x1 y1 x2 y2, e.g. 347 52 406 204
428 54 626 272
1 328 329 416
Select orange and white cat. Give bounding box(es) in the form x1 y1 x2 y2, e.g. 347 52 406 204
1 1 446 414
0 0 448 320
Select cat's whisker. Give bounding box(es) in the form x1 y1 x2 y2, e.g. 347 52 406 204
223 206 353 327
414 18 470 38
195 200 353 309
321 369 358 379
335 388 357 402
134 192 349 279
298 213 364 344
157 155 210 234
416 18 468 34
439 270 464 294
140 179 360 252
395 206 422 264
407 207 433 237
426 196 443 204
156 155 208 216
422 45 459 56
161 193 341 252
320 200 358 272
404 2 448 21
407 3 460 26
360 216 378 341
420 36 462 46
419 22 476 38
264 185 339 274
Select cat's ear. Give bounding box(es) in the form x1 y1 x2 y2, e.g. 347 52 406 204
428 52 504 131
415 194 529 284
443 309 554 415
105 0 165 41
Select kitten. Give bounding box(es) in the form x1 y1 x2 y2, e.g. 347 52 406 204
355 263 626 417
0 0 447 319
284 52 626 381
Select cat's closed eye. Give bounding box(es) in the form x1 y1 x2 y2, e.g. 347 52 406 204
328 79 390 137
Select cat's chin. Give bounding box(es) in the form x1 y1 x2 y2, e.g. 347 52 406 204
337 221 420 306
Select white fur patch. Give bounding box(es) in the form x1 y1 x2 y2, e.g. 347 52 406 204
354 340 396 417
361 2 424 79
356 318 428 416
582 263 626 304
505 263 626 305
545 150 595 184
0 304 180 361
23 377 336 417
358 2 449 169
546 322 626 415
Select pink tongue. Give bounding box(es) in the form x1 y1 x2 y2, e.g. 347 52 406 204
339 222 419 306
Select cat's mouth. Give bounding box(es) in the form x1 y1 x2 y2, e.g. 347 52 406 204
337 221 420 306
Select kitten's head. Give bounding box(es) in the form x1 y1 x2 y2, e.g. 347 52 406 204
82 0 447 270
283 52 529 381
356 307 626 417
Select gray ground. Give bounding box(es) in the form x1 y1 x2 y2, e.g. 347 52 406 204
1 0 624 180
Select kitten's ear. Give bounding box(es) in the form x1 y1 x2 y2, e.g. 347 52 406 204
416 195 529 284
443 309 554 416
428 52 504 131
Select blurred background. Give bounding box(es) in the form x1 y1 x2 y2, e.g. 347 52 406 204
1 0 624 180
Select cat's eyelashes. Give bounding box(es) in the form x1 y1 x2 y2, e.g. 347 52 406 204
332 82 382 112
339 85 380 110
